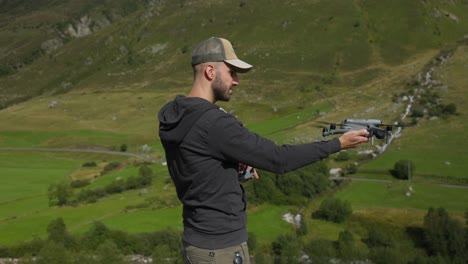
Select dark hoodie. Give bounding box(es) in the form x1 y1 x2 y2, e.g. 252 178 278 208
158 95 341 249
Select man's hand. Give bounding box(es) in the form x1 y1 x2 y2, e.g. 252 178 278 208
338 129 369 149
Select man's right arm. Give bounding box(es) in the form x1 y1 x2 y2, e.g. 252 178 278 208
207 114 344 174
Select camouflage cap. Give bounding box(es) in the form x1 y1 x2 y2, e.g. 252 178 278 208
191 37 253 73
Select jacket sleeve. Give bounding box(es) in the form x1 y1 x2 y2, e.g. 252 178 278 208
207 113 341 174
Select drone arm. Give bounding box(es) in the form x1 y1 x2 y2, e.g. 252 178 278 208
322 128 351 137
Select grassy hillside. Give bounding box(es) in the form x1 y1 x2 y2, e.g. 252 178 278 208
0 0 467 257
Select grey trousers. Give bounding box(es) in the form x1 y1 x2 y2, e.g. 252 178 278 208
182 241 250 264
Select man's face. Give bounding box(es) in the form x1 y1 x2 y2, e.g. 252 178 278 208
211 63 239 102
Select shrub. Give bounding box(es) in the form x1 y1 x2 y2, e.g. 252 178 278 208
247 232 257 251
304 239 336 263
271 234 300 263
105 179 125 194
101 162 120 175
81 161 97 167
345 163 358 175
37 241 71 264
120 144 127 152
365 225 395 248
70 179 90 188
411 108 425 118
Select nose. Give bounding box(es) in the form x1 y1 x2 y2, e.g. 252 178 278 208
232 73 239 86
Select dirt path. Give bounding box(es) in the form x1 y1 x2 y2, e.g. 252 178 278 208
0 147 157 163
329 176 468 189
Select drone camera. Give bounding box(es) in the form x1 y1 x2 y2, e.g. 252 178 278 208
374 130 386 140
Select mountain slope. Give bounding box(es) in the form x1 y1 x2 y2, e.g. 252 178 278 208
1 0 467 108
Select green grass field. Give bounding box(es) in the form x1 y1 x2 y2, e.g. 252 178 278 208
335 181 467 212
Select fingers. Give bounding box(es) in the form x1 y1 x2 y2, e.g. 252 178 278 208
253 169 259 179
339 129 369 149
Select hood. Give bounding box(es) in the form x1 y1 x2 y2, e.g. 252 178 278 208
158 95 218 144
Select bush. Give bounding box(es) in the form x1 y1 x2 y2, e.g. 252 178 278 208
304 239 336 263
48 182 73 206
101 162 121 175
345 163 358 175
365 225 395 248
247 232 257 251
70 179 90 188
271 234 300 264
247 171 286 204
411 108 425 118
312 197 352 223
120 144 127 152
82 161 97 167
337 230 366 261
335 151 350 161
105 179 125 194
37 241 71 264
296 220 308 237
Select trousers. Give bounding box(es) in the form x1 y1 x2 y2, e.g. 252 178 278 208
182 240 250 264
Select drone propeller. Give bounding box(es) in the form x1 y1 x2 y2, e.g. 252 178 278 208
315 121 339 126
377 122 413 128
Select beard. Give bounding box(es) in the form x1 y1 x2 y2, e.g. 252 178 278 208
211 75 232 102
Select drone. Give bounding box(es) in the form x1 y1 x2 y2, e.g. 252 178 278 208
316 119 407 145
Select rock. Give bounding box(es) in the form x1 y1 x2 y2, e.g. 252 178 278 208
41 38 64 54
48 101 62 108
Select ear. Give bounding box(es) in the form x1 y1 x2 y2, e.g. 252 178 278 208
204 64 216 81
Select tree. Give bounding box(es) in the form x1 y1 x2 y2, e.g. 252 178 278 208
391 160 415 180
304 239 336 263
275 174 304 196
48 182 73 206
300 172 329 198
46 217 74 249
365 225 395 248
423 207 467 262
368 246 402 264
313 197 352 223
95 240 126 264
81 221 111 251
271 234 300 264
337 230 364 261
37 241 70 264
248 171 285 204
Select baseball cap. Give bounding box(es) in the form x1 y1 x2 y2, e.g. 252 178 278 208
191 37 253 73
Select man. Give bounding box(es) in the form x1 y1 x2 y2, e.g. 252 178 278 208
158 37 368 263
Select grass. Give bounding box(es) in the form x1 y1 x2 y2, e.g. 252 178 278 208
0 151 77 202
247 204 293 243
334 180 468 212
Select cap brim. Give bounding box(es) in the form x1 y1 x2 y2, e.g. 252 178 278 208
224 59 253 73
